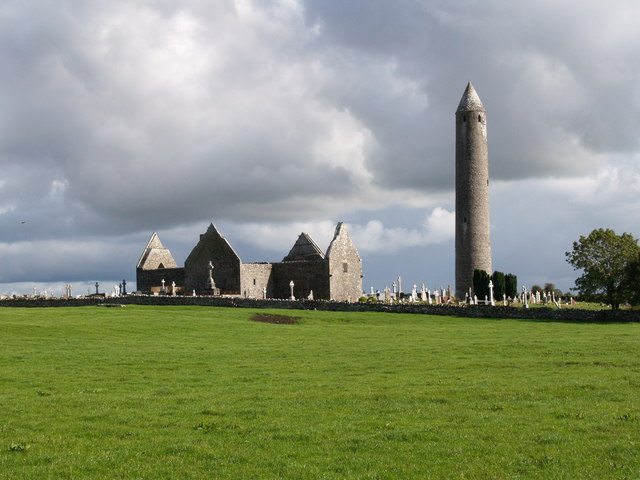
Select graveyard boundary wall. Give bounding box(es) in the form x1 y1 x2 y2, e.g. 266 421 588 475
1 296 639 322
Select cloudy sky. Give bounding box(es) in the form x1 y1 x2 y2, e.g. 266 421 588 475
1 0 639 296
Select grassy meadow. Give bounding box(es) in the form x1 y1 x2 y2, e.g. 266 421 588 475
0 306 638 479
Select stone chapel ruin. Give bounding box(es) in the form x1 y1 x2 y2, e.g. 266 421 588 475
136 222 363 302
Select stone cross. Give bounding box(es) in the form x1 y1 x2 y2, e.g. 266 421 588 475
263 287 267 299
122 279 127 296
95 282 99 294
488 280 495 306
523 286 529 308
161 279 166 291
206 261 216 290
171 281 176 296
289 280 295 300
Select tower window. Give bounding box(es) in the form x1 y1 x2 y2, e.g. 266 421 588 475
463 217 467 224
253 278 256 285
158 263 165 269
343 262 348 273
463 115 466 122
478 115 482 122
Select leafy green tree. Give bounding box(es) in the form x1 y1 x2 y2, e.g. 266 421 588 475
624 258 640 306
531 285 543 294
473 269 490 301
505 273 518 298
565 228 640 309
492 271 506 300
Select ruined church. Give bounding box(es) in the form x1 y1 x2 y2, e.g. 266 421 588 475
136 222 363 302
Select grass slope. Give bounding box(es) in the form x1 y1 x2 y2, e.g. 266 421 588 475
0 306 638 479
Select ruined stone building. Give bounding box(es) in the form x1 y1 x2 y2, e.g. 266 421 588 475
136 222 363 302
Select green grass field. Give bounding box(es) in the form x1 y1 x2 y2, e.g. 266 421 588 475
0 306 638 479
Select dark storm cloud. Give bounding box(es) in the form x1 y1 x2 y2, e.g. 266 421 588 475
0 1 374 241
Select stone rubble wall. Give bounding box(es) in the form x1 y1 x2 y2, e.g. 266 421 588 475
1 297 638 322
136 267 185 294
240 263 273 299
326 224 363 303
271 260 329 300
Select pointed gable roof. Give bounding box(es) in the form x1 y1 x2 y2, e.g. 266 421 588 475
456 82 485 112
136 232 179 269
326 222 361 260
185 222 242 265
282 232 325 262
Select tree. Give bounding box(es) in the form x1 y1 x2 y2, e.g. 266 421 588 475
541 283 563 299
492 271 506 300
624 258 640 306
473 269 490 300
565 228 640 309
505 273 518 298
531 285 543 294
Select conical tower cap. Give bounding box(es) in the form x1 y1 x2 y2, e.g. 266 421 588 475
456 82 485 112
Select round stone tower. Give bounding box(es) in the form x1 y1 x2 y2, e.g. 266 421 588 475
455 82 492 298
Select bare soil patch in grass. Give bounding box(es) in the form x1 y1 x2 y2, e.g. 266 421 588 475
250 313 300 324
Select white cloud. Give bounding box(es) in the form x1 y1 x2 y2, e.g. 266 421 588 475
222 207 454 256
351 207 454 252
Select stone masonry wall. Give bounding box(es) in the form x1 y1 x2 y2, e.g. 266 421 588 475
326 224 363 302
2 297 639 322
240 263 273 299
272 261 329 299
136 267 185 293
455 88 492 298
184 226 241 294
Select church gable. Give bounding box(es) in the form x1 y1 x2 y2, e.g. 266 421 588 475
282 233 325 262
326 222 362 302
136 232 178 270
184 223 242 294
